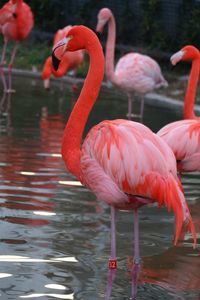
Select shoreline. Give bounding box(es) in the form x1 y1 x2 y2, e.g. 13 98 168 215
3 67 200 115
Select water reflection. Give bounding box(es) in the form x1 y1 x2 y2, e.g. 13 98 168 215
140 246 200 298
0 255 78 263
20 293 74 299
0 92 11 131
0 76 199 299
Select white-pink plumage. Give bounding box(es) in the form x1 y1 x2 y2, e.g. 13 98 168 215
158 119 200 172
115 53 167 94
96 8 168 121
157 46 200 173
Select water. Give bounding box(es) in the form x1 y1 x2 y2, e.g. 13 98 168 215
0 75 199 300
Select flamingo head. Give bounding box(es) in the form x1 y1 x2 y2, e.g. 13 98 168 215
96 8 111 33
170 45 200 66
52 25 100 71
52 36 72 71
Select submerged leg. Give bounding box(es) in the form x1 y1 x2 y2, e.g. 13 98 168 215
7 42 19 93
131 209 141 300
0 92 7 111
0 39 8 92
105 206 117 300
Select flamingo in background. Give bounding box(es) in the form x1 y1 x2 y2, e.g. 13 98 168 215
96 7 168 122
158 46 200 173
42 25 84 89
0 0 34 92
52 25 196 300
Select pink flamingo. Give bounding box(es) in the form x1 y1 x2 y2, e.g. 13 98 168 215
96 7 168 122
0 0 34 92
42 25 84 89
158 45 200 173
52 26 196 300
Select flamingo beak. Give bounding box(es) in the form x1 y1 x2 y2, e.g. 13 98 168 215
52 52 61 71
170 50 185 66
52 37 71 71
96 19 106 33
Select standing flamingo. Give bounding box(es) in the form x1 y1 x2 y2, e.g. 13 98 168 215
158 46 200 173
0 0 34 92
42 25 84 89
52 26 196 300
96 8 168 122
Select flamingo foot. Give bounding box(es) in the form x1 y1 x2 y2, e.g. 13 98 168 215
5 89 16 94
126 113 142 120
104 268 117 300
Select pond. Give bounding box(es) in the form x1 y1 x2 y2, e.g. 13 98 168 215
0 75 199 300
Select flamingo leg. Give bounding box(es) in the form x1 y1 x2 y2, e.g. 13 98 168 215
140 95 145 123
7 42 19 93
131 209 141 300
105 206 117 300
127 93 133 120
0 39 8 92
0 92 7 111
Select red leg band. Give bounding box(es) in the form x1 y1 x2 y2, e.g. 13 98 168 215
108 259 117 269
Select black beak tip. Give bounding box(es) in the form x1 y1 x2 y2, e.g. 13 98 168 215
96 32 101 39
52 52 61 71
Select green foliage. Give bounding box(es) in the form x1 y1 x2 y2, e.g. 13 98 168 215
178 0 200 50
1 0 200 54
118 0 138 45
139 0 167 49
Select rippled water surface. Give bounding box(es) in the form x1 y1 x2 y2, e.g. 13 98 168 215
0 76 199 300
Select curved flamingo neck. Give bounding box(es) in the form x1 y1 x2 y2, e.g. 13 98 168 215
52 59 69 77
61 34 104 180
184 58 200 119
105 13 116 84
42 57 52 79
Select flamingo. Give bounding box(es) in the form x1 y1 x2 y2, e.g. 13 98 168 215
96 7 168 122
157 45 200 173
51 26 196 300
0 0 34 92
42 25 84 89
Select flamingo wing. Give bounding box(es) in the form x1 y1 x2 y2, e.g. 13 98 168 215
158 119 200 172
115 53 167 93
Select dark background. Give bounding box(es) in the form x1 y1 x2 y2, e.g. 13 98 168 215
0 0 200 52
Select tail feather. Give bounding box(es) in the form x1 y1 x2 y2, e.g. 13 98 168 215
143 173 196 247
164 175 196 247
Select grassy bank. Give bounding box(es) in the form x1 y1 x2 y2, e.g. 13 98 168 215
0 37 89 77
1 37 200 104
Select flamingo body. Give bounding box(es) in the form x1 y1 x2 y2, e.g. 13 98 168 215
0 0 33 41
114 53 167 94
80 119 190 214
0 0 34 92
